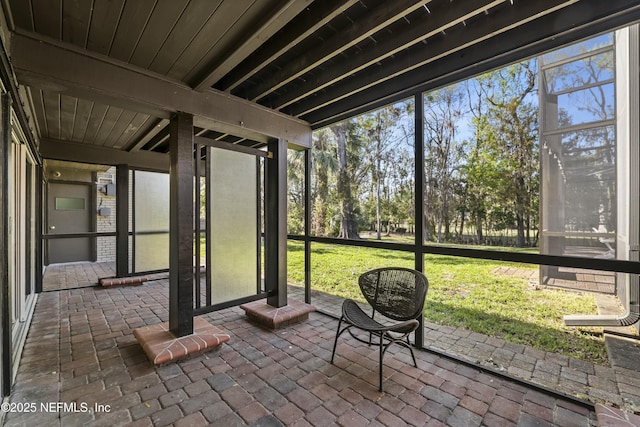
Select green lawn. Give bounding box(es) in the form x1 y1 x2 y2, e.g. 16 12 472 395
287 240 608 365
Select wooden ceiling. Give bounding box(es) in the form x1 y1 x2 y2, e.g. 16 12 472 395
3 0 640 158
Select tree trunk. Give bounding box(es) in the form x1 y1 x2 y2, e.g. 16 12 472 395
458 209 466 242
332 124 360 239
475 215 483 244
314 165 328 236
515 176 526 247
376 159 382 240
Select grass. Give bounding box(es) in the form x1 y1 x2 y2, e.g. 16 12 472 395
287 240 608 366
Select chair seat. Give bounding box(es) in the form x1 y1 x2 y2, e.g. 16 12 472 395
342 299 419 334
331 267 429 392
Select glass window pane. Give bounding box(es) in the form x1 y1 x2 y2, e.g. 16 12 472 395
209 147 258 304
540 33 613 65
553 82 615 127
55 197 85 210
298 245 607 364
310 98 415 241
134 171 170 232
288 150 305 235
134 171 170 272
542 52 614 95
135 233 169 272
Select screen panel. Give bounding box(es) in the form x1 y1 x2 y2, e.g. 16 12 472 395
209 147 258 304
134 170 170 272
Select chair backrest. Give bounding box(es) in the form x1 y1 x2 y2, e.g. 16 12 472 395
358 267 429 321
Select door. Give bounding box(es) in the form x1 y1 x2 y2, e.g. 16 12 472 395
47 182 93 263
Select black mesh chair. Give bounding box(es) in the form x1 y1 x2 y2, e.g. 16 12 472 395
331 267 429 391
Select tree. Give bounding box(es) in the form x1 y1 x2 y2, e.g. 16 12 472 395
287 149 305 234
311 129 337 236
481 61 539 247
462 78 504 244
331 122 360 239
358 104 405 239
423 86 465 243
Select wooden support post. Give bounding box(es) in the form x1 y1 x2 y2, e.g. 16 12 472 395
304 149 311 304
116 164 129 278
414 93 425 349
1 93 11 395
169 112 194 337
266 139 287 308
34 166 43 294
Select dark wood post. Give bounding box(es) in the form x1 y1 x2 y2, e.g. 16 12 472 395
34 165 43 294
116 164 129 278
266 139 287 308
304 149 311 304
169 112 194 337
414 93 425 349
1 93 11 395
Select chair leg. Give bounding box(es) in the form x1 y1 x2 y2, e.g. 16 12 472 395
378 332 384 392
331 317 344 364
407 336 418 368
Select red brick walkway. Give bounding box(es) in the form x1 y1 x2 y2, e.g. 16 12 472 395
3 280 596 426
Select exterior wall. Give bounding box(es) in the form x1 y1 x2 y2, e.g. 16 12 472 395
615 26 640 333
44 165 118 263
0 94 39 400
0 10 40 401
96 167 116 262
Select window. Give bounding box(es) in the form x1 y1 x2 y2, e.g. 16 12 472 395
55 197 85 210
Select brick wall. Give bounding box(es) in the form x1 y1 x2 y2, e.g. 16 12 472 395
96 167 117 262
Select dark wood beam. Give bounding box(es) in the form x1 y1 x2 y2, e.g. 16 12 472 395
194 136 270 159
413 93 425 349
271 0 503 110
193 0 312 91
125 118 169 152
34 165 43 294
288 0 575 119
217 0 360 92
0 93 11 396
297 0 640 126
40 138 170 172
116 164 129 278
10 31 312 149
244 0 432 102
169 112 194 337
265 139 288 308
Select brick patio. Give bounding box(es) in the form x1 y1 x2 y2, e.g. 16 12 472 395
2 277 610 427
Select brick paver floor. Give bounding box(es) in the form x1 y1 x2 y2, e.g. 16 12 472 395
42 261 116 291
3 279 603 426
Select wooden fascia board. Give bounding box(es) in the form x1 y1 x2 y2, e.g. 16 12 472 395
10 31 311 149
40 137 170 172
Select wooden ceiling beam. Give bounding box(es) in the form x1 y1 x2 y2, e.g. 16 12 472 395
270 0 505 110
10 31 311 149
217 0 360 92
244 0 433 102
192 0 312 91
287 0 577 119
40 137 170 172
125 118 170 152
303 0 640 128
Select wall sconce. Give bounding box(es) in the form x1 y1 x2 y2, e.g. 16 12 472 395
99 183 116 196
